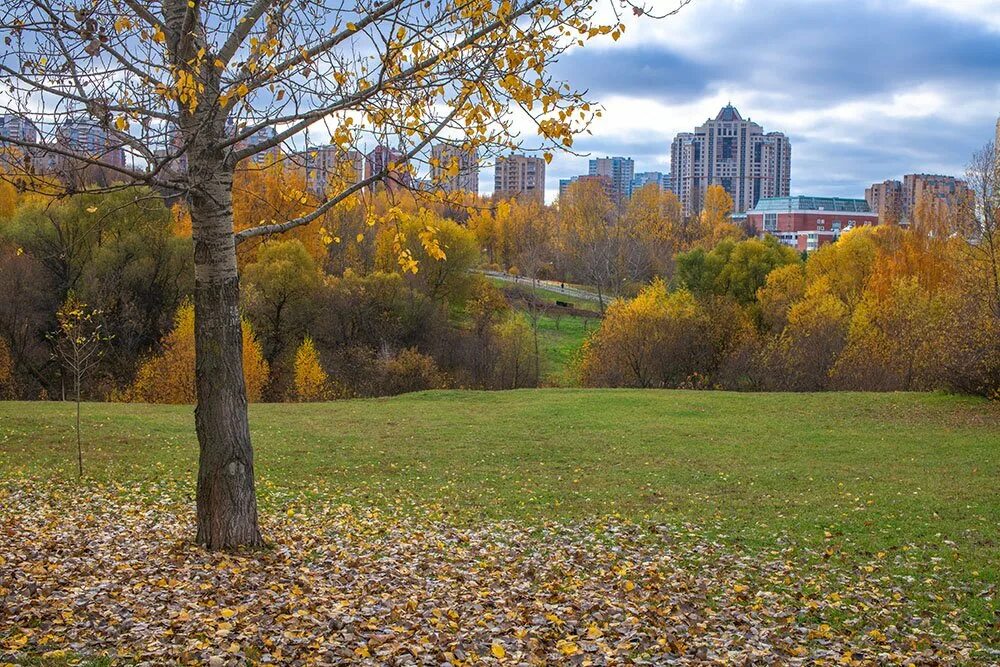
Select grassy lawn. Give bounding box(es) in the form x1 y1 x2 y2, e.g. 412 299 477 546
535 312 597 386
1 391 996 560
2 390 999 649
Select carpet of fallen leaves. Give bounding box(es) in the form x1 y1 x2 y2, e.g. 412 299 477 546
0 479 994 666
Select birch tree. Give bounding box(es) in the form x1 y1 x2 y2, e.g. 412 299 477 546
1 0 687 548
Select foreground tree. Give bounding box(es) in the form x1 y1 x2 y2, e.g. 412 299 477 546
1 0 681 547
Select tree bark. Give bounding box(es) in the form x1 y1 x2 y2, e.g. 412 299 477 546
75 368 82 478
189 164 262 550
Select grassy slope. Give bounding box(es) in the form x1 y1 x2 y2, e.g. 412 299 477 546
535 312 597 386
2 389 999 658
486 276 599 386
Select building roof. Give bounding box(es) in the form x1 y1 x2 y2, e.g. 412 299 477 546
752 196 873 214
715 104 743 122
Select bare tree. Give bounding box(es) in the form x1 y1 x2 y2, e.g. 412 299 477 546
1 0 687 548
963 142 1000 319
50 296 109 477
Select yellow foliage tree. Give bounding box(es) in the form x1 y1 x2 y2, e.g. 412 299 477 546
778 278 850 390
124 303 268 404
624 183 686 275
293 337 328 402
698 184 740 247
757 263 807 333
805 226 881 309
580 280 711 388
832 276 949 391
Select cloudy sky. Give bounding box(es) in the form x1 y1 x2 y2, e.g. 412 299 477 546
528 0 1000 202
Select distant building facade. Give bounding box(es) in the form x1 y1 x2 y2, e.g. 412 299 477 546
0 114 39 170
57 118 126 168
902 173 969 220
241 126 281 165
0 114 36 146
864 179 904 224
494 153 545 203
670 105 791 215
631 171 671 194
297 145 363 194
366 145 411 192
589 156 634 203
558 174 613 201
430 143 479 195
747 196 878 253
865 174 969 225
558 177 575 200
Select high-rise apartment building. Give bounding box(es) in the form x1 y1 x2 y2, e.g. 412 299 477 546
430 143 479 195
670 105 791 215
864 179 904 224
866 174 969 224
366 145 411 191
494 153 545 203
298 145 363 194
631 171 671 194
589 156 634 203
57 118 126 168
0 114 36 146
903 173 969 218
0 114 39 170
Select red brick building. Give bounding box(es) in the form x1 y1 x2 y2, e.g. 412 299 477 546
746 196 879 253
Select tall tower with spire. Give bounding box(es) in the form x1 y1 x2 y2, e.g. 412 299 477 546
670 104 791 215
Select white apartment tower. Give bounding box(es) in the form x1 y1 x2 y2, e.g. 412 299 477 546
670 105 791 215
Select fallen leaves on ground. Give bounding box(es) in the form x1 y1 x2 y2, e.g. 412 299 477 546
0 480 993 665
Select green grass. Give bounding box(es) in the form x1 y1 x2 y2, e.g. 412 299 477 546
2 390 999 629
534 312 595 386
487 274 602 385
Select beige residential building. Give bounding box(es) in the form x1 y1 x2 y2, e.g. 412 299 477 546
431 143 479 195
297 145 364 195
670 105 791 215
866 174 970 224
494 153 545 203
864 179 904 224
903 173 969 218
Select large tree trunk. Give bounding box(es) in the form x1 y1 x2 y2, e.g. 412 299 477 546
189 167 263 550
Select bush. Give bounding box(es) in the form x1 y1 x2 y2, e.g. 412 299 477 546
379 348 447 395
580 280 713 388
